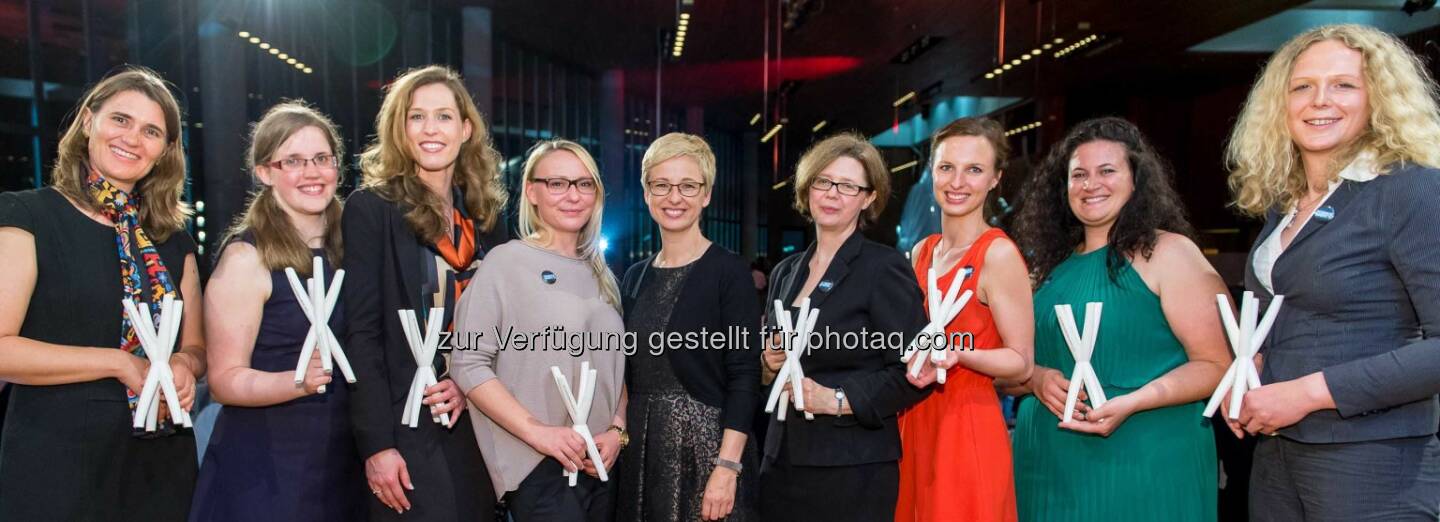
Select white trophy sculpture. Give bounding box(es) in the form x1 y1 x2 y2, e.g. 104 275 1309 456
397 308 451 428
1056 302 1107 422
122 295 193 431
285 256 357 393
1203 292 1283 419
551 362 608 486
764 298 821 422
901 266 973 384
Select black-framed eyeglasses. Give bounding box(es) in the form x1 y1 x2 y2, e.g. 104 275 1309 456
811 176 872 196
266 154 339 172
532 177 598 195
646 180 706 197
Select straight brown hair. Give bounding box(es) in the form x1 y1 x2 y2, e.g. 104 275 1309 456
223 101 344 276
52 66 190 241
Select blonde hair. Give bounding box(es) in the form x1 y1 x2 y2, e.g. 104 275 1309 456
640 132 716 190
223 101 344 276
1227 24 1440 216
518 139 620 310
792 132 891 225
52 66 190 241
359 65 508 240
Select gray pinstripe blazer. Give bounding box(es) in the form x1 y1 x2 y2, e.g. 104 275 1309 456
1244 162 1440 443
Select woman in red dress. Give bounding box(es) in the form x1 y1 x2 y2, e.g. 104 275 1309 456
896 118 1034 522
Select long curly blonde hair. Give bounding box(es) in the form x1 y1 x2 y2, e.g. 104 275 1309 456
359 65 508 240
1226 24 1440 216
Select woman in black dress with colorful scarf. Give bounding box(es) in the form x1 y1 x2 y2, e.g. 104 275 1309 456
342 64 508 521
0 67 206 520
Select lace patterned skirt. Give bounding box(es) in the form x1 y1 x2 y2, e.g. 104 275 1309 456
617 390 759 521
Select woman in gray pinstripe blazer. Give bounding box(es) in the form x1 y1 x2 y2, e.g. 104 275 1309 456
1225 24 1440 521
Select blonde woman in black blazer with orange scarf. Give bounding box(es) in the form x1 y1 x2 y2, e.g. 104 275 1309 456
343 65 509 521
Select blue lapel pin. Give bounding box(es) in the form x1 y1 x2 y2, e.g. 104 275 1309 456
1313 205 1335 223
541 270 557 284
817 280 835 292
961 266 974 280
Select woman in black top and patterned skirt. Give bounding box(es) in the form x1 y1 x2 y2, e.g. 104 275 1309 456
618 133 762 521
0 67 206 521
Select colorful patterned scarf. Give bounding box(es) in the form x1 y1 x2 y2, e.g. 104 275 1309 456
87 169 178 434
435 207 478 308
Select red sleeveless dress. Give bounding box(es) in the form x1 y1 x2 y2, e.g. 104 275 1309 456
895 229 1019 522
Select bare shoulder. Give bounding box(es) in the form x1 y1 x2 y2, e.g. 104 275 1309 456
0 226 34 243
1144 230 1222 293
983 236 1025 267
1147 230 1209 270
209 241 268 287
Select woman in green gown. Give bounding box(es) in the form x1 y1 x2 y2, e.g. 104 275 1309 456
1007 117 1232 522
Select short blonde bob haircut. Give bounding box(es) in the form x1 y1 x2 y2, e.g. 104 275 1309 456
640 132 716 192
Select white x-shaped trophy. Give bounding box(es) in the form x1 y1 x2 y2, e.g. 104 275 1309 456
901 267 973 385
397 308 451 428
551 362 608 486
285 256 357 393
122 295 193 431
1056 302 1107 422
764 298 821 422
1203 292 1283 419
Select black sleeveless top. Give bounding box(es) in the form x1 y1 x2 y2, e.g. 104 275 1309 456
0 187 198 521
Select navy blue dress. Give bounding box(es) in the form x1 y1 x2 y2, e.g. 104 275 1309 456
189 244 365 522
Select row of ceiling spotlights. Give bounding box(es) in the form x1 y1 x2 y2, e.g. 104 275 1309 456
672 13 691 57
237 31 313 74
985 37 1065 79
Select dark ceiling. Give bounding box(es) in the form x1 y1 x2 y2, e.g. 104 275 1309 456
487 0 1310 135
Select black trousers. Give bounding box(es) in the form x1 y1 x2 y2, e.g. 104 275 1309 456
1250 435 1440 521
504 458 615 522
758 452 899 522
365 412 495 522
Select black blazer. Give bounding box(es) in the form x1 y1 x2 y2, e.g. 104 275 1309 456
761 231 929 468
1244 163 1440 443
340 189 508 519
620 244 763 435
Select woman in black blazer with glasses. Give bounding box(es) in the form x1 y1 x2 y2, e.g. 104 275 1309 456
758 133 929 522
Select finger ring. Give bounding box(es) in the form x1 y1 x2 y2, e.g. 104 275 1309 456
372 490 381 495
1267 432 1279 437
1079 412 1087 420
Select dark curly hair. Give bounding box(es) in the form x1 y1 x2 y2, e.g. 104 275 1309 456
1013 117 1194 285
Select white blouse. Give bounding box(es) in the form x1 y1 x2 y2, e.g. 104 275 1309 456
1252 152 1380 293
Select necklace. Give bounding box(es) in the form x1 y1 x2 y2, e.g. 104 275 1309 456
656 244 706 268
1285 190 1327 231
935 235 979 261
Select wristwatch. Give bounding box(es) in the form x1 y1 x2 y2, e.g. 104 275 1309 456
607 425 630 449
714 457 743 475
834 388 847 415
